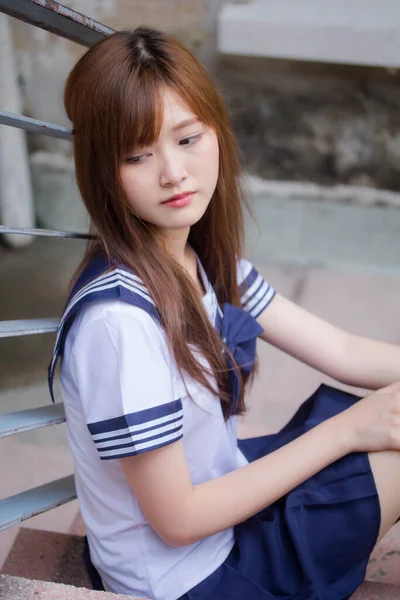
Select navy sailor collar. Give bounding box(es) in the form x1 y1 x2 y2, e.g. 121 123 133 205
48 253 262 413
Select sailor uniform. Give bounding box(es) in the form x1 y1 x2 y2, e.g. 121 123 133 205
49 254 380 600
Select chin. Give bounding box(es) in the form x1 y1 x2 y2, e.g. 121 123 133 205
165 207 209 230
163 217 200 231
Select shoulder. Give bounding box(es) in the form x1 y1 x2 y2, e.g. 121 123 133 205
236 257 254 287
66 260 162 341
69 262 156 312
77 298 157 330
235 257 276 318
66 297 167 362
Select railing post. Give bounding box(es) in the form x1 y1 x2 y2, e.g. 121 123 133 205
0 13 35 248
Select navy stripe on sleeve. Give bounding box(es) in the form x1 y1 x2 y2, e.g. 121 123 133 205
87 400 183 460
239 266 276 318
238 266 259 298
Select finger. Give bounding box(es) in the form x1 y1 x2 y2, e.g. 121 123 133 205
376 380 400 394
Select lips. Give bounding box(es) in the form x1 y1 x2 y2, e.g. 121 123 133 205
161 192 195 208
162 191 194 204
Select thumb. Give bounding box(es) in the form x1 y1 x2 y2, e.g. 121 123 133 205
375 380 400 394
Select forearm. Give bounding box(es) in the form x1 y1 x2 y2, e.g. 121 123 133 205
338 334 400 390
179 415 351 545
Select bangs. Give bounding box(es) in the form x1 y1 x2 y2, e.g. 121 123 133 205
118 69 164 157
116 71 218 160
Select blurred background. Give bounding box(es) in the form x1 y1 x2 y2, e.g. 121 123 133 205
1 1 400 597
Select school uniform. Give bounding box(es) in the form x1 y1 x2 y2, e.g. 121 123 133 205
49 253 380 600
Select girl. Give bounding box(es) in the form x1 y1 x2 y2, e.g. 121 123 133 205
49 27 400 600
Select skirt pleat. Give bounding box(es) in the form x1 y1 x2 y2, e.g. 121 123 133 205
181 384 381 600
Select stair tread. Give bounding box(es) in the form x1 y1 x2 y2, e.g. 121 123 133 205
0 573 144 599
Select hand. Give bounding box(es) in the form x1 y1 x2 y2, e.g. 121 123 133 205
336 381 400 453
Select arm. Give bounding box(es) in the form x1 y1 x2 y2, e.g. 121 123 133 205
120 413 350 547
257 293 400 390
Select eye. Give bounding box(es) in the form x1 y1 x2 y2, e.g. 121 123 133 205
124 153 150 165
179 134 202 146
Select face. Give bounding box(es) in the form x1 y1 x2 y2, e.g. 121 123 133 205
119 88 219 236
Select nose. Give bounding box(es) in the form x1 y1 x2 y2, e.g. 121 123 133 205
159 152 188 187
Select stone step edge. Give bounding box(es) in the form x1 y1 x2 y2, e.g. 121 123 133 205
243 175 400 209
352 581 400 600
1 574 400 600
0 573 147 600
218 0 400 69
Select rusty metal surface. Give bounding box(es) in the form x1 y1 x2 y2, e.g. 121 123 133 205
0 225 91 239
0 110 72 140
0 0 114 47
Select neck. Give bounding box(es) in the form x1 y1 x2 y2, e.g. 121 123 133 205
161 226 191 268
159 226 204 297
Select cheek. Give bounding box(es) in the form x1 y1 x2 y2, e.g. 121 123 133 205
120 169 138 196
120 169 148 210
201 133 219 180
212 139 220 173
120 168 130 196
209 137 220 186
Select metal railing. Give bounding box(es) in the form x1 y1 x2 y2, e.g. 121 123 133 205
0 0 114 532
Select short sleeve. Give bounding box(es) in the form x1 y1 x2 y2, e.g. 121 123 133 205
236 258 276 318
70 304 183 460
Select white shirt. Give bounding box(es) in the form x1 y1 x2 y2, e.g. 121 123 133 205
60 258 275 600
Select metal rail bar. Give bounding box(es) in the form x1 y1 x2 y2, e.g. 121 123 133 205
0 0 114 47
0 318 59 338
0 404 65 438
0 110 72 140
0 475 76 531
0 0 105 532
0 225 91 239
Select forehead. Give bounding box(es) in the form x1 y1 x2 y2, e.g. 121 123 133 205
160 88 197 129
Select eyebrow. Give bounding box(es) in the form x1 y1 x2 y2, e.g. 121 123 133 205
172 117 200 132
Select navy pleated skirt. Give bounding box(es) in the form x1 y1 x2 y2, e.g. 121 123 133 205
180 384 381 600
84 384 381 600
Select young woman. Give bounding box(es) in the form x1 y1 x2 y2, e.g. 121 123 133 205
49 27 400 600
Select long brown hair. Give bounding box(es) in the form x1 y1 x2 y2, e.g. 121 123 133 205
64 28 252 417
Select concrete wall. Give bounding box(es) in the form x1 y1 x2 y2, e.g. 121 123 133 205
215 0 400 192
217 55 400 191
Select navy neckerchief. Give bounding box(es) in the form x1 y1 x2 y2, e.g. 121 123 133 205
48 254 263 412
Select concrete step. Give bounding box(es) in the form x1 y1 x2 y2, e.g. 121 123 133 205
1 573 399 600
2 525 400 599
0 527 148 598
1 527 91 588
218 0 400 68
0 574 138 599
352 582 400 600
246 194 400 278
